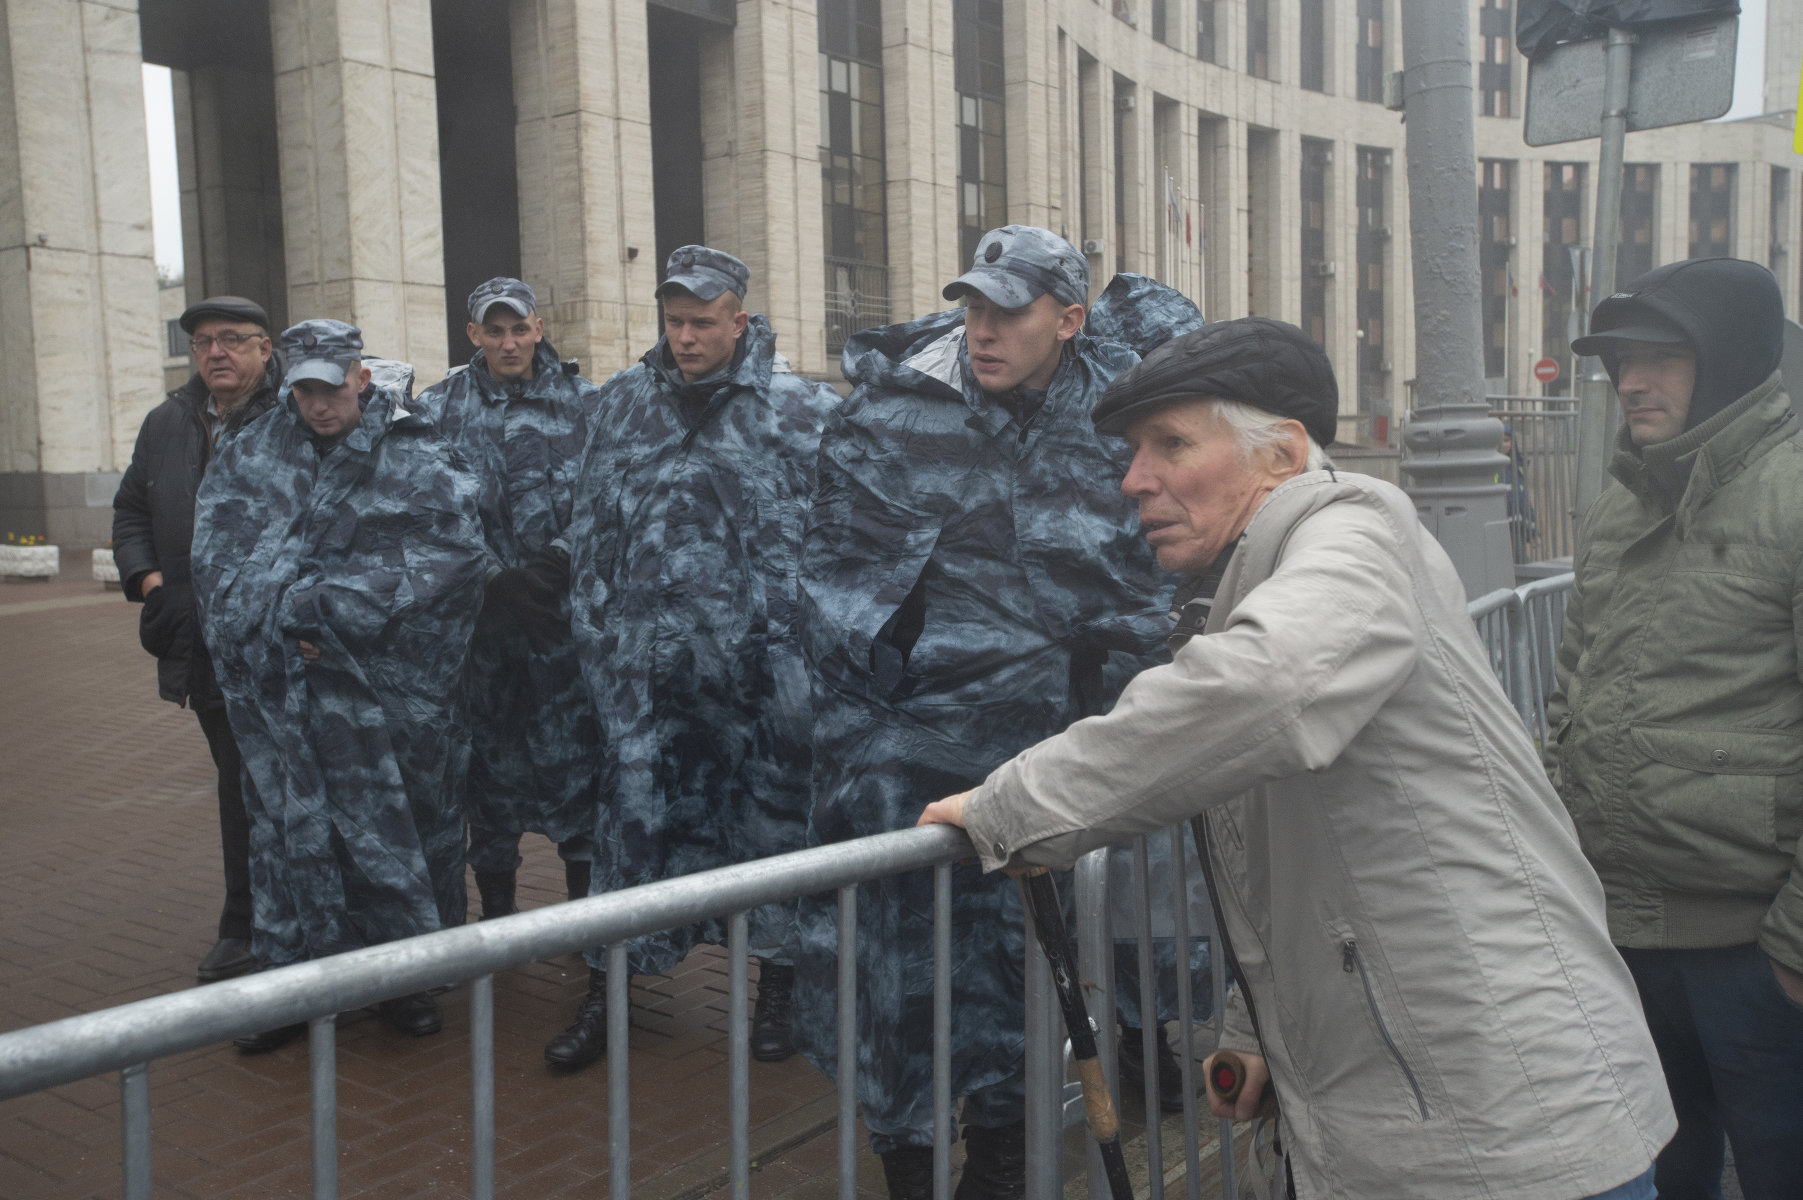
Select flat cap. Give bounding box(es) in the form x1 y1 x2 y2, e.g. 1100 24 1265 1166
657 245 750 302
467 277 538 322
179 295 270 334
1093 316 1338 446
944 225 1090 310
280 319 364 389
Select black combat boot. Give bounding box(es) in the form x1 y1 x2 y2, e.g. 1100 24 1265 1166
750 961 796 1062
544 967 608 1069
474 870 518 919
953 1120 1025 1200
880 1145 935 1200
377 992 443 1037
1118 1023 1190 1114
565 859 591 903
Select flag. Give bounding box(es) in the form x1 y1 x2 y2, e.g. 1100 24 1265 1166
1185 211 1193 246
1165 172 1179 229
1538 271 1554 295
1507 266 1518 298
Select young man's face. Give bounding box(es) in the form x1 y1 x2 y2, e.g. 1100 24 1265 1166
294 365 372 439
1613 344 1697 446
662 291 749 382
467 307 544 382
960 292 1085 394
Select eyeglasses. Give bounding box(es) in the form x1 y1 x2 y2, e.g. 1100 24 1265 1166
190 331 265 354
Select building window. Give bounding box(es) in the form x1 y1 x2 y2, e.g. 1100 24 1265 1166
1247 0 1270 79
819 0 887 356
165 317 187 359
1618 163 1657 285
1356 147 1389 416
1152 0 1167 44
1774 167 1792 287
1689 163 1735 259
1356 0 1383 102
1301 139 1331 347
1300 0 1326 92
1541 163 1584 397
1478 159 1514 381
955 0 1007 266
1478 0 1512 118
1197 0 1216 63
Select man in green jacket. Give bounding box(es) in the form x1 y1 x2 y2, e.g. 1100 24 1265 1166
1551 256 1803 1200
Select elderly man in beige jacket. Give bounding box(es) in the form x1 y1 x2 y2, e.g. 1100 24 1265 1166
921 317 1675 1200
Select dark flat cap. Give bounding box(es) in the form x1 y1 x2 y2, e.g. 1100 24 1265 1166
179 295 271 334
1092 316 1338 446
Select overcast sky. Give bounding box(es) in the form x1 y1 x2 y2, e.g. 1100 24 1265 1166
138 4 1776 280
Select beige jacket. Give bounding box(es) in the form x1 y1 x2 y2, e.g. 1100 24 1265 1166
964 472 1674 1200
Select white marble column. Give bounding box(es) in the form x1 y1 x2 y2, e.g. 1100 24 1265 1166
0 0 164 543
883 0 959 321
270 0 447 381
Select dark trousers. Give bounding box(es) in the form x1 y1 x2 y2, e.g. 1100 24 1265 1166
1620 943 1803 1200
194 705 253 941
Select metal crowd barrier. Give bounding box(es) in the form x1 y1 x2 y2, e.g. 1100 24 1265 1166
0 574 1575 1200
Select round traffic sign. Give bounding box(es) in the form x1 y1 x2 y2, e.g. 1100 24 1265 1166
1533 357 1560 384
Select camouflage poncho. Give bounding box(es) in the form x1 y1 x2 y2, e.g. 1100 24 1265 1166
192 362 493 966
793 278 1202 1144
416 340 604 863
565 315 839 974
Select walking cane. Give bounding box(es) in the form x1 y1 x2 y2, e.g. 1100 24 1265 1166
1015 866 1136 1200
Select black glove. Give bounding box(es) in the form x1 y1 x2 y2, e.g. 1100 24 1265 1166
137 582 192 658
482 546 571 655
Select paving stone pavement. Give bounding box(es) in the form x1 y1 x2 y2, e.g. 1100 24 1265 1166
0 561 1229 1200
0 566 883 1199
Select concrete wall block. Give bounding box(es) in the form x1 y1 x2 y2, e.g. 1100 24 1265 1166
24 247 108 474
402 282 449 384
9 0 98 251
340 61 405 281
0 247 42 473
97 252 164 470
391 70 447 285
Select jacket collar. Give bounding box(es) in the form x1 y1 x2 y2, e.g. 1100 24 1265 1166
1609 370 1794 518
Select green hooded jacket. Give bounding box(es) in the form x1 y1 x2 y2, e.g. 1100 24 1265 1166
1548 369 1803 974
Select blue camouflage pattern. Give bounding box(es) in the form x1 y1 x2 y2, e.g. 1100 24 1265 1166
793 277 1203 1145
192 362 494 967
416 340 605 863
565 315 839 974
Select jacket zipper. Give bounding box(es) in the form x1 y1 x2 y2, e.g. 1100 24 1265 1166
1341 938 1430 1120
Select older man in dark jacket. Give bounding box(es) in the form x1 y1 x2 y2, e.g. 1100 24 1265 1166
112 295 282 984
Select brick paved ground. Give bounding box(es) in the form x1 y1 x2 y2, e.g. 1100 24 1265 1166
0 558 1230 1199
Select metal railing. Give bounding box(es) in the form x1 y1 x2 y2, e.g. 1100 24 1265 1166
0 574 1576 1200
824 256 891 358
1490 396 1580 563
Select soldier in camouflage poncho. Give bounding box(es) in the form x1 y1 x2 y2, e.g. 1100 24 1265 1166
193 320 493 1051
548 247 840 1071
794 229 1203 1200
416 278 605 922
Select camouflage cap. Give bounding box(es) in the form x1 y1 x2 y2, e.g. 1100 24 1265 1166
467 276 538 322
280 319 364 388
944 225 1090 311
656 245 750 302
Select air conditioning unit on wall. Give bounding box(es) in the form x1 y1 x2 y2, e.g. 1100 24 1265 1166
1082 239 1106 256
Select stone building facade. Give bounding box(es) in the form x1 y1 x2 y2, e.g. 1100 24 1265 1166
1 0 1800 544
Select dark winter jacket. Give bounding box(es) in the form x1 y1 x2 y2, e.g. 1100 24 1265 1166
111 357 282 709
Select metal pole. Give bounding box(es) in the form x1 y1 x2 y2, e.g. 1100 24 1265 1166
934 864 956 1200
1574 28 1637 518
837 885 859 1200
729 915 750 1200
471 975 495 1200
120 1062 151 1200
1398 0 1514 597
609 944 631 1200
309 1015 337 1200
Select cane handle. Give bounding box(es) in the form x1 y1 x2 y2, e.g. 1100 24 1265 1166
1074 1055 1121 1141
